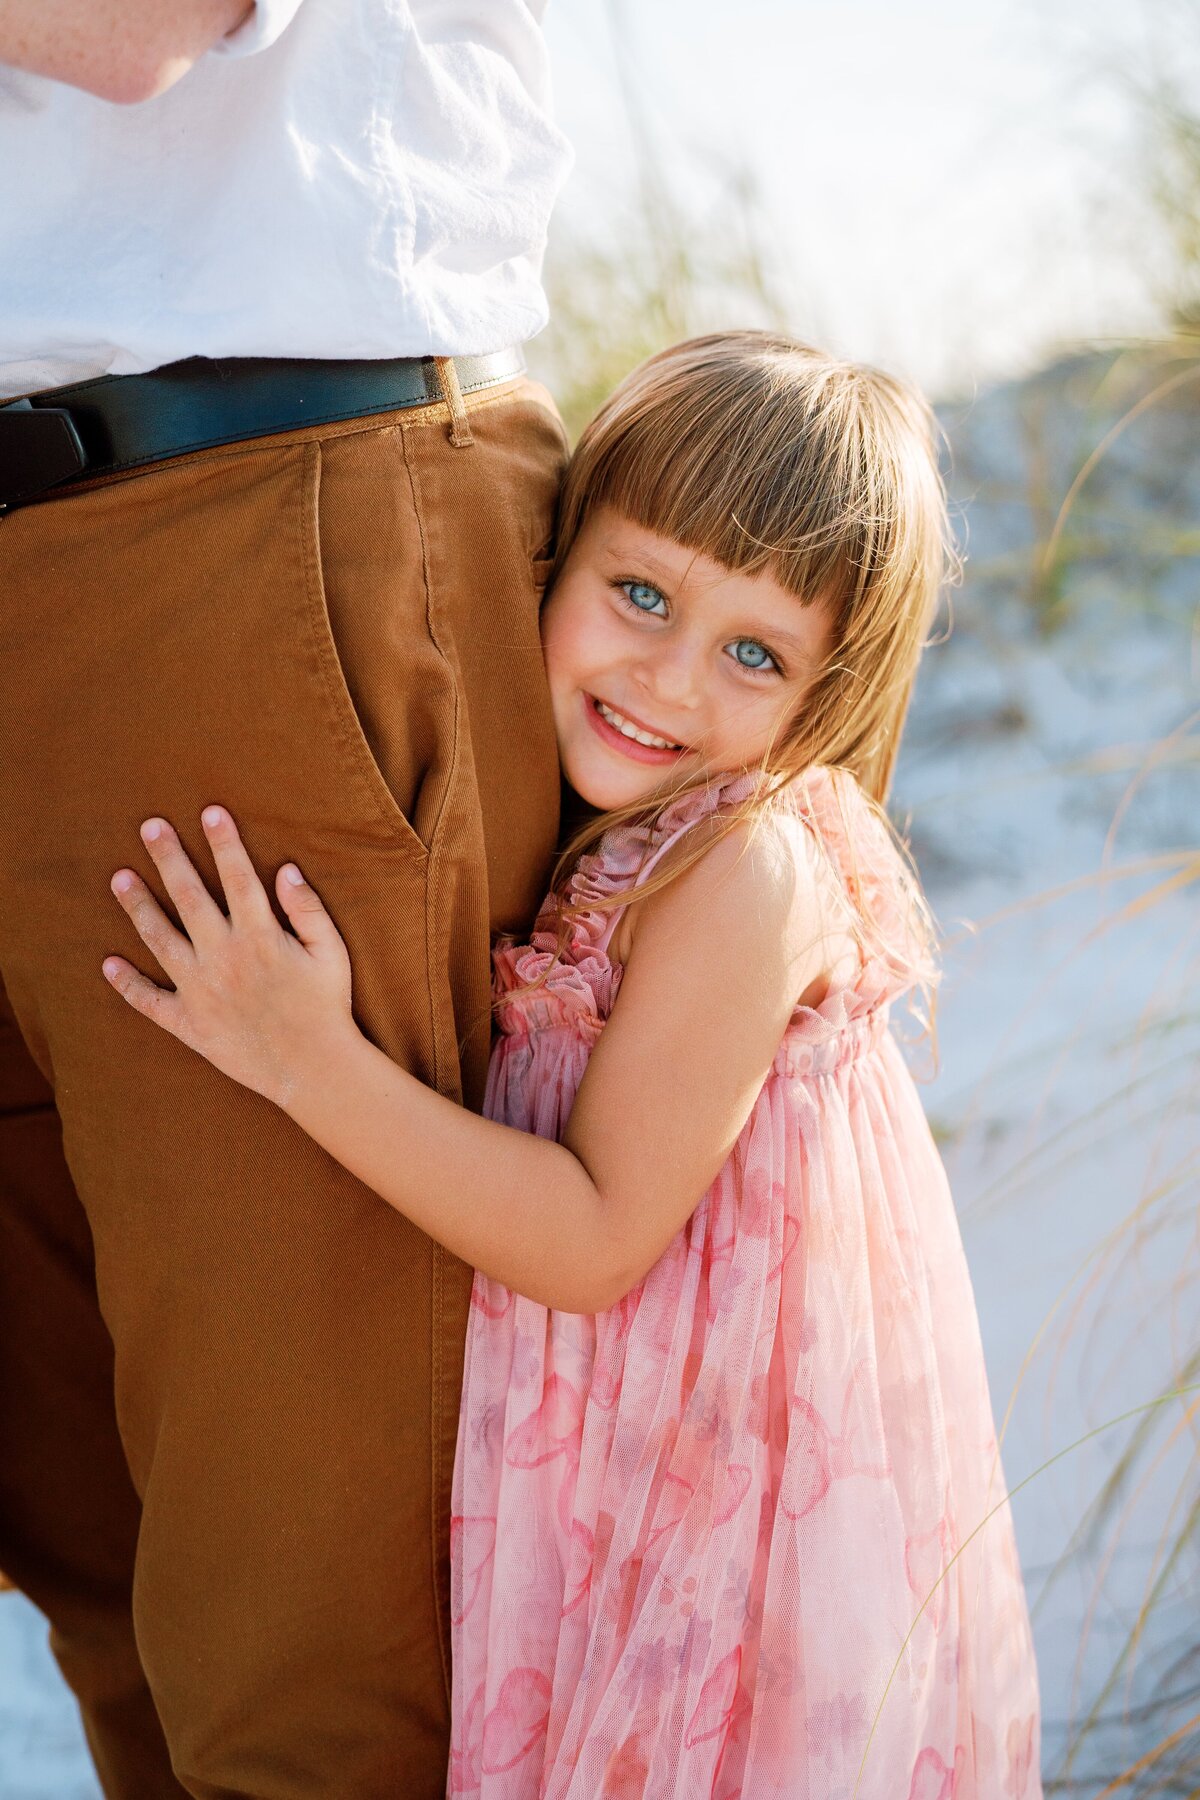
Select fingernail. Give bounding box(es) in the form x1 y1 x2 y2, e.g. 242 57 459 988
141 819 162 842
283 864 304 886
112 872 134 894
201 806 224 829
102 959 120 980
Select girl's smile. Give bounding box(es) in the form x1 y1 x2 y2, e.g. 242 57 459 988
541 507 834 810
583 693 690 763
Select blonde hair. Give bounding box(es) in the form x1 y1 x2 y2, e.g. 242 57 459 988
525 332 956 1024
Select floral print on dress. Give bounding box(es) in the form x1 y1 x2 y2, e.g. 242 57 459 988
448 767 1042 1797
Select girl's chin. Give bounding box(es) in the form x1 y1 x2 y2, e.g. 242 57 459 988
564 774 657 812
561 753 696 814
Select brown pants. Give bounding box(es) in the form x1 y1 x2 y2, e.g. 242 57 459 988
0 374 567 1797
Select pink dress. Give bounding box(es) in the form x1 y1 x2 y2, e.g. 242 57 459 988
449 767 1042 1800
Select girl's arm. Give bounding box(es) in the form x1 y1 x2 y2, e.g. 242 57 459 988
104 804 833 1312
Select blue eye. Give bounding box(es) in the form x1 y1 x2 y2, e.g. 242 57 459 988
619 580 668 616
727 638 778 673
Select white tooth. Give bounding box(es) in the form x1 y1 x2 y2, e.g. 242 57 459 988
597 700 679 750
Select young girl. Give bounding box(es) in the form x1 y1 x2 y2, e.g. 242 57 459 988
102 333 1042 1798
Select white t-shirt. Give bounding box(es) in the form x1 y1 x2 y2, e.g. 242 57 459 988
0 0 572 398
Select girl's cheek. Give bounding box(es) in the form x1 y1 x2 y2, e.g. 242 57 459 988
538 604 571 701
538 585 575 670
541 587 611 686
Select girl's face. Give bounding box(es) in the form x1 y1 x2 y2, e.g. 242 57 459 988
541 506 834 811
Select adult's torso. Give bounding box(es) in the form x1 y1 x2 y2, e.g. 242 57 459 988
0 0 572 400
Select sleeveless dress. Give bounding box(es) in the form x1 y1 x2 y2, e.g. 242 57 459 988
448 767 1042 1800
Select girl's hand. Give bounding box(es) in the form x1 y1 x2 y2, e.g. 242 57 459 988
103 805 356 1110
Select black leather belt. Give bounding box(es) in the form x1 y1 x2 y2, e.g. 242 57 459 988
0 347 525 513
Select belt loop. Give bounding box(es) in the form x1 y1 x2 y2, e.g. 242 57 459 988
433 357 474 449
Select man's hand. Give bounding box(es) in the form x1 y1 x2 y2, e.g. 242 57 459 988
103 805 358 1110
0 0 254 104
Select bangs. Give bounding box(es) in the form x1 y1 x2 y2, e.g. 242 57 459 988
556 334 937 628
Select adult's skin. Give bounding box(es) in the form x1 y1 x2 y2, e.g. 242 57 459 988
0 6 569 1795
0 0 252 102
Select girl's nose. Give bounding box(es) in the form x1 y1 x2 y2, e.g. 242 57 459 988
635 638 702 712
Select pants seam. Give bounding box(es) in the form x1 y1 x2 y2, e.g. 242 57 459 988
399 421 458 1712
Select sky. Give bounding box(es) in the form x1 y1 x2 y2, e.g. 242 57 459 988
543 0 1193 398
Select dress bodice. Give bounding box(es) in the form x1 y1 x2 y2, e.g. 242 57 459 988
490 764 934 1074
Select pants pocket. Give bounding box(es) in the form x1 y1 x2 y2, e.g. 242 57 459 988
295 435 441 866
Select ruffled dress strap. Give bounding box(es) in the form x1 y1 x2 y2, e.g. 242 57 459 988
780 764 937 1012
575 763 936 1016
570 770 764 961
493 764 936 1049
